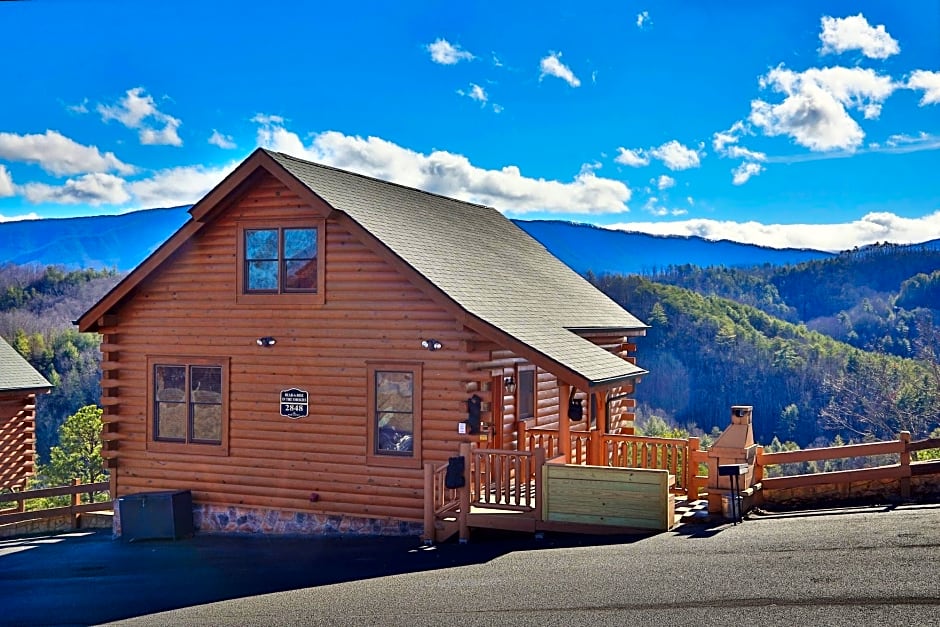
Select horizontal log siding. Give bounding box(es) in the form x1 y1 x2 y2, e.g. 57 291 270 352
0 394 36 490
105 175 485 523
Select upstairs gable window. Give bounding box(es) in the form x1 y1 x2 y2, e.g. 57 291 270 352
237 218 325 306
245 227 317 293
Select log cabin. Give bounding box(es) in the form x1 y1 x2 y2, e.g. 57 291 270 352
77 148 649 536
0 338 51 491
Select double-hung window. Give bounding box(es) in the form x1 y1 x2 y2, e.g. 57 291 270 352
148 357 229 455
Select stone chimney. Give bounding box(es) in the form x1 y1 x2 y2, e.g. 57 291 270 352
706 406 759 514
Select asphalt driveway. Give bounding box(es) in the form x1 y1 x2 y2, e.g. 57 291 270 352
3 503 939 626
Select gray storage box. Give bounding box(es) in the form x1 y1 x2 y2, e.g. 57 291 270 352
119 490 193 541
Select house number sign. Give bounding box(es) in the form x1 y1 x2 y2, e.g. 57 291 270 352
280 388 309 419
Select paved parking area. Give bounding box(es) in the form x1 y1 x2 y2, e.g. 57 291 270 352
3 503 939 626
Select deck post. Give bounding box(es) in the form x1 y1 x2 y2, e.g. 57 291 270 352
422 462 435 544
518 419 527 452
899 431 911 500
686 437 700 499
592 392 606 465
71 478 81 528
559 383 571 462
534 447 546 523
458 441 471 543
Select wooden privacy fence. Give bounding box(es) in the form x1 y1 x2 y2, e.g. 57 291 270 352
0 479 111 527
755 432 940 500
519 426 703 496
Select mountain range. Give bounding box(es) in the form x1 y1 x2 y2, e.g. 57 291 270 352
3 206 939 275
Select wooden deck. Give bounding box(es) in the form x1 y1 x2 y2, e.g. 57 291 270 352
424 441 691 543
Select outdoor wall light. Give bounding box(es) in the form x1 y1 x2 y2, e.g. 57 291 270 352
421 338 442 351
257 336 277 347
504 376 516 394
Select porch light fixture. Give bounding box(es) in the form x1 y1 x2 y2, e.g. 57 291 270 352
421 338 442 351
504 376 516 394
257 336 277 347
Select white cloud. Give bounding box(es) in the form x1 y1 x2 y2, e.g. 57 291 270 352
0 165 13 197
726 145 767 161
21 172 130 206
127 162 238 208
643 196 686 217
0 130 134 176
607 210 940 252
427 39 474 65
615 147 650 167
655 175 675 190
750 65 897 151
457 83 488 104
66 98 89 114
819 14 899 60
650 140 703 170
713 123 744 153
0 211 41 223
251 113 285 125
98 87 183 146
492 103 504 114
209 130 237 149
908 70 940 106
539 52 581 87
636 11 650 28
732 162 765 185
254 119 631 214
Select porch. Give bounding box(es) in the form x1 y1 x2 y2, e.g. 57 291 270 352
422 428 708 543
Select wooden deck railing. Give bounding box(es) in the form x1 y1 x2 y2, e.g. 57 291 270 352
0 479 111 527
755 432 940 499
470 447 544 511
519 426 702 495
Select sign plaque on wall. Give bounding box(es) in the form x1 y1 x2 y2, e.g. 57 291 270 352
280 388 309 419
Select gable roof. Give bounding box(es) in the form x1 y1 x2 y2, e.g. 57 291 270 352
0 338 52 394
79 148 647 389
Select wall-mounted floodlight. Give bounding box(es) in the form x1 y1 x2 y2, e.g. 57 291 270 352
421 338 442 351
257 336 277 347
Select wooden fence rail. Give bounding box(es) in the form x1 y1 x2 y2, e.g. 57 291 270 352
755 432 940 499
0 479 111 527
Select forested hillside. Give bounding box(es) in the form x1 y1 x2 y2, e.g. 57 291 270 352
0 264 120 459
645 242 940 358
593 273 940 446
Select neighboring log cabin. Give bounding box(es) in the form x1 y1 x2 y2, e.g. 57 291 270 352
77 148 649 536
0 338 51 491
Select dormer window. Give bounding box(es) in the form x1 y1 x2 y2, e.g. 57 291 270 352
236 218 325 305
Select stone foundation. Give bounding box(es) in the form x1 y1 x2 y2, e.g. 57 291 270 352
111 501 423 538
192 504 423 536
760 473 940 509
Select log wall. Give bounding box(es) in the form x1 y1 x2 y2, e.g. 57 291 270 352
101 175 498 523
100 174 644 528
0 393 37 490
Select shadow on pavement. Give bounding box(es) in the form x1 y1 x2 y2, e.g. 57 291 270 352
2 526 657 625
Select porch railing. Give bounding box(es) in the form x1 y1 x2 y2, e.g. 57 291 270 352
470 447 544 511
519 426 702 495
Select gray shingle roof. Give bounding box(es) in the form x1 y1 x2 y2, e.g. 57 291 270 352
0 338 51 393
266 150 647 386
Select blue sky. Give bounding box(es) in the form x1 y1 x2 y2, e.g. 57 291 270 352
1 0 938 251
